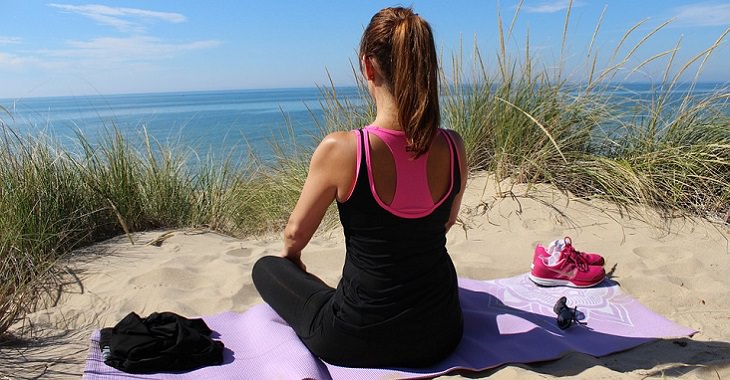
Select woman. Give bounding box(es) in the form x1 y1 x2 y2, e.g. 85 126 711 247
252 7 468 367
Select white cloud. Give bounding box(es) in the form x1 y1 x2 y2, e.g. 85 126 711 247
1 4 221 90
0 52 25 65
31 5 219 67
47 3 186 33
523 0 581 14
673 2 730 27
0 36 22 45
38 36 221 63
1 36 220 71
1 48 51 69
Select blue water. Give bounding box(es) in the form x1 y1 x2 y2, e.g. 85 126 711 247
1 83 726 164
0 87 364 163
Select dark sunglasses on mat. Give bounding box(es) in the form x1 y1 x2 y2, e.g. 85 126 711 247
553 296 586 330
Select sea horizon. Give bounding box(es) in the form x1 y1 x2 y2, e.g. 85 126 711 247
3 80 729 101
1 82 727 164
0 86 367 164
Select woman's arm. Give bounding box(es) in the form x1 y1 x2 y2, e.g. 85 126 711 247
445 130 468 232
280 131 357 270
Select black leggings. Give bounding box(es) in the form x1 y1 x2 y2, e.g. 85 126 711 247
252 255 462 367
251 256 334 340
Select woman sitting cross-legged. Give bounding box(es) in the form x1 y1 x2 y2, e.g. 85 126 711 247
252 6 468 368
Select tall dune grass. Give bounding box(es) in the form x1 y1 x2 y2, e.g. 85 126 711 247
1 3 729 338
0 127 93 336
0 122 304 337
438 2 730 220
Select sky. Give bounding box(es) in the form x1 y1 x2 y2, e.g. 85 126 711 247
1 0 729 98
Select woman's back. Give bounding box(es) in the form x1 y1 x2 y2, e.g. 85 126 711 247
334 126 462 326
367 126 455 207
327 125 463 366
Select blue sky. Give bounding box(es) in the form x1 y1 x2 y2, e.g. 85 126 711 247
1 1 729 98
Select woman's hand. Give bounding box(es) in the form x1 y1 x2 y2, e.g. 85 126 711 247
280 250 307 272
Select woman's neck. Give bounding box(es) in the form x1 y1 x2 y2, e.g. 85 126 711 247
370 87 400 131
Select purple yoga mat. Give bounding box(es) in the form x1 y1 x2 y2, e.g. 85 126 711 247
83 274 695 379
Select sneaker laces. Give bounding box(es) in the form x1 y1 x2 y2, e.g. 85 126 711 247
562 237 589 272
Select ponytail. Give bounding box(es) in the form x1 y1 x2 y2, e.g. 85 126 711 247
360 7 440 157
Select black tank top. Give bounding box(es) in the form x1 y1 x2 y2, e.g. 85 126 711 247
331 128 463 339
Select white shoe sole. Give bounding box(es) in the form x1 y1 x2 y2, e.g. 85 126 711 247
528 273 604 288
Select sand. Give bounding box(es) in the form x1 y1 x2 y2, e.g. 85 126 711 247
5 174 730 379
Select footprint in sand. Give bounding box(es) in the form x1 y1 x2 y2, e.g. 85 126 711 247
225 248 253 258
633 246 682 262
633 246 708 280
521 216 563 233
128 267 200 290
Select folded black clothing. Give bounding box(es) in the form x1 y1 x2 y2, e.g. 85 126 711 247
98 311 224 374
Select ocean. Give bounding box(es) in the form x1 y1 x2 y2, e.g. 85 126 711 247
0 87 364 163
1 83 726 164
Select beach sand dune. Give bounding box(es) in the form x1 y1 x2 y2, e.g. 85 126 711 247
6 175 730 379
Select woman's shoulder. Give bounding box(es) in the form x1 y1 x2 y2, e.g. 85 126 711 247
323 130 358 142
319 130 357 149
312 130 358 162
438 128 467 170
439 128 464 144
441 128 466 149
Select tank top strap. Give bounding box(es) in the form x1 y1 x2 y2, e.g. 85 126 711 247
361 126 455 218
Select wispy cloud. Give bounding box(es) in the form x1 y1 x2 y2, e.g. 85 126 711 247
672 2 730 27
522 0 581 14
0 4 220 82
30 4 220 67
48 3 186 33
0 36 22 45
38 36 221 63
0 52 41 66
0 52 23 65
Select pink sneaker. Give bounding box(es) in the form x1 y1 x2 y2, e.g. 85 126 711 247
537 237 605 266
529 243 606 288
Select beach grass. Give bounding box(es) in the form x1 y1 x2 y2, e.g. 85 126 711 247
438 2 730 221
1 4 729 338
